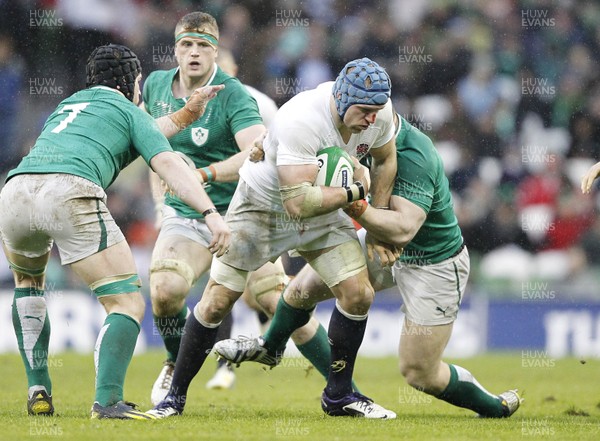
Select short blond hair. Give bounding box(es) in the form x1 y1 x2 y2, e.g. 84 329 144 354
175 12 219 41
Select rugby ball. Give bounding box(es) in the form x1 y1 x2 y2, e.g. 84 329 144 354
315 147 353 187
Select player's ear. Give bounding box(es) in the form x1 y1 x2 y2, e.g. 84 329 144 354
174 43 180 63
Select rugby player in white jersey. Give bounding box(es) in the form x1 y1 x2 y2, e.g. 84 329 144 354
149 58 399 419
211 48 342 391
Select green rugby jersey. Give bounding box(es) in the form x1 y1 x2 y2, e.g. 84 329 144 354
8 87 172 189
143 66 262 218
393 115 463 264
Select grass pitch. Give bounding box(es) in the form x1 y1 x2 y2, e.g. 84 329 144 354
1 351 599 440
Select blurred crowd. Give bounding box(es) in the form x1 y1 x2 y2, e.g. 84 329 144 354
2 0 600 296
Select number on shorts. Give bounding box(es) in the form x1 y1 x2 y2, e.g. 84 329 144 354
51 102 90 133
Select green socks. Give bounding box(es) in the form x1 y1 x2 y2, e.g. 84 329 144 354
437 364 504 417
154 306 188 362
263 296 312 354
12 288 52 394
295 323 360 392
295 324 330 379
94 313 140 406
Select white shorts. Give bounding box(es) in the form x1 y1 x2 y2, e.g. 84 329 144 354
0 174 125 264
358 229 470 326
219 179 358 272
157 205 212 248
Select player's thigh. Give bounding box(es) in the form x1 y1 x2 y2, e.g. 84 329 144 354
49 175 126 265
70 241 146 320
196 277 245 323
281 262 333 310
241 288 263 312
218 180 284 272
152 209 215 276
69 240 137 286
395 249 469 369
151 234 213 283
300 239 372 313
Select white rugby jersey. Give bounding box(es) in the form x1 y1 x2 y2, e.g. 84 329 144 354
239 81 394 208
245 84 278 128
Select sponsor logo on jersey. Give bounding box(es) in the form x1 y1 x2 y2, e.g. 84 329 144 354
191 127 209 146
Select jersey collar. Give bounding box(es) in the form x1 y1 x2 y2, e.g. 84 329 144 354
172 63 218 101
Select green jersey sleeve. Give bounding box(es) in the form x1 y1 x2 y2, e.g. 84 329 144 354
222 77 263 135
129 108 173 166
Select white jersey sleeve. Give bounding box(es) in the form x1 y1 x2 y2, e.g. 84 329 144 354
245 85 278 128
272 86 331 168
370 100 395 149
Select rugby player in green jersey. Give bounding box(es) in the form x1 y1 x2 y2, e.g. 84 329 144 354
0 44 229 419
225 109 523 418
143 12 340 402
345 111 522 418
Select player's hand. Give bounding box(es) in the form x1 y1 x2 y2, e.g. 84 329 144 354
170 85 225 129
581 161 600 194
365 233 401 267
204 212 231 257
249 131 267 162
351 156 371 194
186 85 225 117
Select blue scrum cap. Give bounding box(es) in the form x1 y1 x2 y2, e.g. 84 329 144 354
332 58 391 120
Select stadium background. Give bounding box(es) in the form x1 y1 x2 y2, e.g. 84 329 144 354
1 0 600 360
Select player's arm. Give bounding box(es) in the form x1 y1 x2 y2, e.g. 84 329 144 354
581 161 600 193
278 162 370 219
150 151 230 255
348 195 426 248
148 169 167 229
368 138 397 208
199 123 266 183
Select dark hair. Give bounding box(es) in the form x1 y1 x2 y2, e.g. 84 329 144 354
85 44 141 102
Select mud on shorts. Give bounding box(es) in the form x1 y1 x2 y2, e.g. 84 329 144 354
218 179 359 272
0 174 125 264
